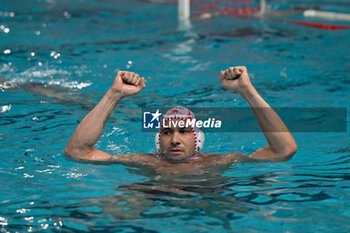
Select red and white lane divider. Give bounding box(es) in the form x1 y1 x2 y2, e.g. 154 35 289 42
285 19 350 30
304 10 350 21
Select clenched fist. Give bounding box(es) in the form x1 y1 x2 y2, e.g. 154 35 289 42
110 71 146 98
219 66 253 94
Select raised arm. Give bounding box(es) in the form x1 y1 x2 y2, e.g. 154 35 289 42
219 66 297 162
64 71 146 162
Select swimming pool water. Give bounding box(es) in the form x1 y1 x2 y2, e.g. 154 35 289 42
1 0 350 232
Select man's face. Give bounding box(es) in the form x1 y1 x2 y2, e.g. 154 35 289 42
159 118 196 161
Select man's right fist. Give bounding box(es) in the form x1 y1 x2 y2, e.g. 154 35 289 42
121 71 141 86
110 71 146 98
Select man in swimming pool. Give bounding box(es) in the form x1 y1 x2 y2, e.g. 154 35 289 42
64 66 297 171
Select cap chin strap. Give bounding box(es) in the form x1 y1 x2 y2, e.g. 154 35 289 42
155 130 205 153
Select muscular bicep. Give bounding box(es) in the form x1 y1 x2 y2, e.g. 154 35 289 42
64 148 157 167
248 146 288 162
63 148 113 163
205 152 259 164
110 153 157 167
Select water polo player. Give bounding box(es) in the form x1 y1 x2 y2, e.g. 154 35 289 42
64 67 297 171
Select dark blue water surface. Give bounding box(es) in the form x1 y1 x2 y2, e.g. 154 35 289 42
1 0 350 232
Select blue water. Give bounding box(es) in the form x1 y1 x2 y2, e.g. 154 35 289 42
1 0 350 232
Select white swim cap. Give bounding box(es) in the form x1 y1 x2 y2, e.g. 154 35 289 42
155 106 205 153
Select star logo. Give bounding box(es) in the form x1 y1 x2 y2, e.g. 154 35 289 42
150 109 162 122
143 109 162 129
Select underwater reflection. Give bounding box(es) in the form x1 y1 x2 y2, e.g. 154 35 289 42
98 166 253 230
68 164 337 231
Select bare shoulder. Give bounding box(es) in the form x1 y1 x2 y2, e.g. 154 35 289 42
200 152 260 164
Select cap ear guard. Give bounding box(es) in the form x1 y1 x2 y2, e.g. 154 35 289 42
155 132 161 152
155 130 205 153
196 130 205 152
